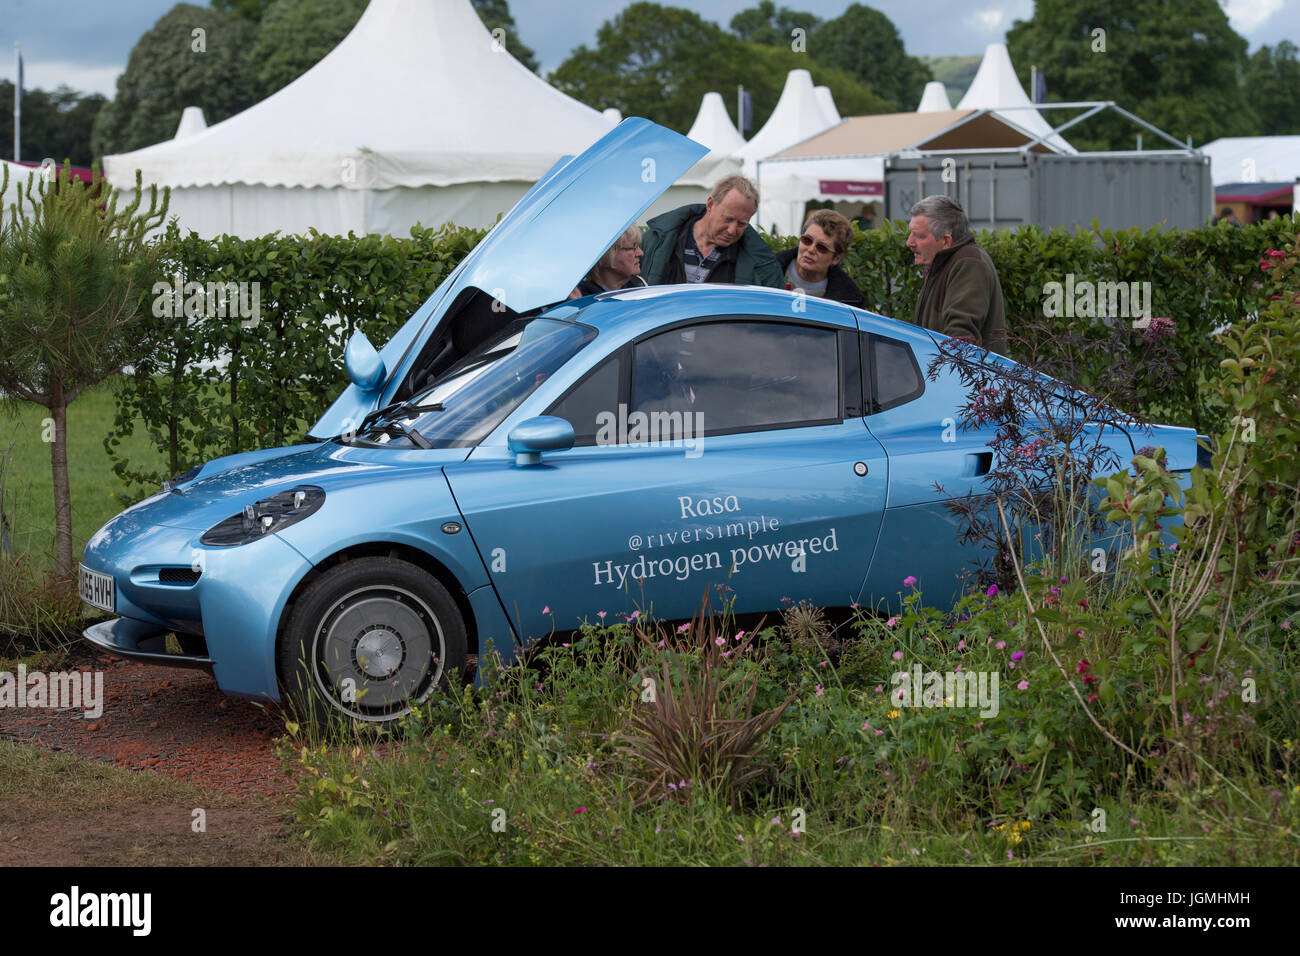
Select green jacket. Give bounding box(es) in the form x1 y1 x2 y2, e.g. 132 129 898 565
640 204 783 289
913 236 1007 353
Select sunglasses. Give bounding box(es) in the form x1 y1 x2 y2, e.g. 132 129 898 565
799 234 835 256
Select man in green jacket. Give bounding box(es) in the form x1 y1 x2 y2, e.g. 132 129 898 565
640 175 784 288
907 195 1007 353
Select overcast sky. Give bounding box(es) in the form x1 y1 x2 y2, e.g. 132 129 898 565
0 0 1294 97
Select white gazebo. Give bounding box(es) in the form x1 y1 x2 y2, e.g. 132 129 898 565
956 44 1074 154
104 0 711 238
917 81 952 113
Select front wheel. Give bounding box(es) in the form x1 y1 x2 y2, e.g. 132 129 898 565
279 557 467 724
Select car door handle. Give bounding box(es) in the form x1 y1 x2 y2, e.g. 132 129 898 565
965 452 993 477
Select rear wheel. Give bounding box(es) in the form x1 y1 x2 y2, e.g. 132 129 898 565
279 557 467 725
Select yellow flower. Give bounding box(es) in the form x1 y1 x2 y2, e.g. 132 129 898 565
886 709 900 719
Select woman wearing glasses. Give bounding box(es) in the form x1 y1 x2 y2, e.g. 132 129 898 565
777 209 865 307
571 226 648 298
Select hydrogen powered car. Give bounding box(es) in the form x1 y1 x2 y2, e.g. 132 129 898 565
80 119 1201 722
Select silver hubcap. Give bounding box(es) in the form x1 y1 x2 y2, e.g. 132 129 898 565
313 586 445 719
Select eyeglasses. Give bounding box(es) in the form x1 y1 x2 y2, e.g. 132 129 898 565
617 243 642 252
799 234 835 256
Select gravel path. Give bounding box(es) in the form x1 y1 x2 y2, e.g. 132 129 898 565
0 649 293 798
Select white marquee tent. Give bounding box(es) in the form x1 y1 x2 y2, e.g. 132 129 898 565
172 106 208 139
0 159 38 214
957 44 1074 154
687 92 747 155
104 0 715 238
736 69 838 181
1201 136 1300 186
917 81 952 113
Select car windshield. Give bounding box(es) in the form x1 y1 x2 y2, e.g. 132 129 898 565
357 317 597 448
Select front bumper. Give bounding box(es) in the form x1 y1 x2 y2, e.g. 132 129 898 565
84 618 213 670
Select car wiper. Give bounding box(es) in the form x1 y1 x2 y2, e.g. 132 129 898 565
357 400 445 432
372 419 434 449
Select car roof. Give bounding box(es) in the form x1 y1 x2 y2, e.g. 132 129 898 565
545 283 940 350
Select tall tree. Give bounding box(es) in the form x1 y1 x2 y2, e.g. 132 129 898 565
0 166 168 583
0 83 106 166
730 1 820 48
472 0 540 73
1006 0 1256 149
90 3 255 159
549 2 891 135
1242 41 1300 136
809 4 931 112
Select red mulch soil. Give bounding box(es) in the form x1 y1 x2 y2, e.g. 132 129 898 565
0 648 294 798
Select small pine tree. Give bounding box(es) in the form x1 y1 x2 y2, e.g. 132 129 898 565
0 163 168 584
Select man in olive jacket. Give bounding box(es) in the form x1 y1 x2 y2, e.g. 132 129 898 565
640 175 784 288
907 195 1007 353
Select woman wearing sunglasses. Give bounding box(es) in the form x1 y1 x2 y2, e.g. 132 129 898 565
777 209 865 307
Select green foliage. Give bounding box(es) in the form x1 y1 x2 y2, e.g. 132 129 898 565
0 164 168 580
809 3 932 113
243 0 368 103
1005 0 1256 149
471 0 540 73
0 82 106 167
548 2 893 135
730 1 819 48
1242 41 1300 136
105 222 484 491
89 4 257 160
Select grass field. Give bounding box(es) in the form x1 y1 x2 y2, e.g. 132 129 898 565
1 377 169 566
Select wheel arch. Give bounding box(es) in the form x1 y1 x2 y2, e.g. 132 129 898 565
274 540 481 688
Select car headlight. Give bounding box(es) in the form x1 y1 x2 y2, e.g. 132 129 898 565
200 486 326 547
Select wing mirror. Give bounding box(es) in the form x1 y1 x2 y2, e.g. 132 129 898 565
508 416 575 466
344 332 386 391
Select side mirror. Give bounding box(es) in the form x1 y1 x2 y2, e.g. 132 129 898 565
345 332 386 391
508 416 575 466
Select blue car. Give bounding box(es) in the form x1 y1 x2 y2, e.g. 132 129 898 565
79 119 1200 722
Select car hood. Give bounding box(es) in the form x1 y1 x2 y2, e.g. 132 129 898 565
106 442 469 533
309 118 708 439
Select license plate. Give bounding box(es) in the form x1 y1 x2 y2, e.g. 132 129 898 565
79 564 115 613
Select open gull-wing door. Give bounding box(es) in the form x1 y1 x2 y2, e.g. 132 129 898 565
309 118 708 439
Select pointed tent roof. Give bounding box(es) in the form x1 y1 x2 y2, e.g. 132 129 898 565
957 43 1073 154
173 106 207 139
104 0 613 190
686 92 747 154
736 69 835 176
814 86 841 125
917 81 951 113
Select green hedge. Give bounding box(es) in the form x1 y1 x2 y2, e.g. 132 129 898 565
107 217 1295 491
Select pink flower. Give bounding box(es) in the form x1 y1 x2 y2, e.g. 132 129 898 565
597 611 606 620
815 684 824 696
561 642 570 648
874 684 883 693
1283 621 1292 629
542 605 550 614
886 616 901 627
987 584 998 597
734 630 745 641
574 807 587 814
957 639 965 651
714 636 726 647
862 721 870 730
819 659 829 667
995 641 1006 650
903 575 918 587
892 650 904 660
1017 680 1029 690
1010 651 1024 660
676 622 690 633
771 816 781 826
628 610 641 621
874 729 884 735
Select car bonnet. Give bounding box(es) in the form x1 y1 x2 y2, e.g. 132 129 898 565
309 118 708 439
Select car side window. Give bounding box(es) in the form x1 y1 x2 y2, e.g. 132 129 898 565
546 351 623 445
631 321 839 435
870 334 924 412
